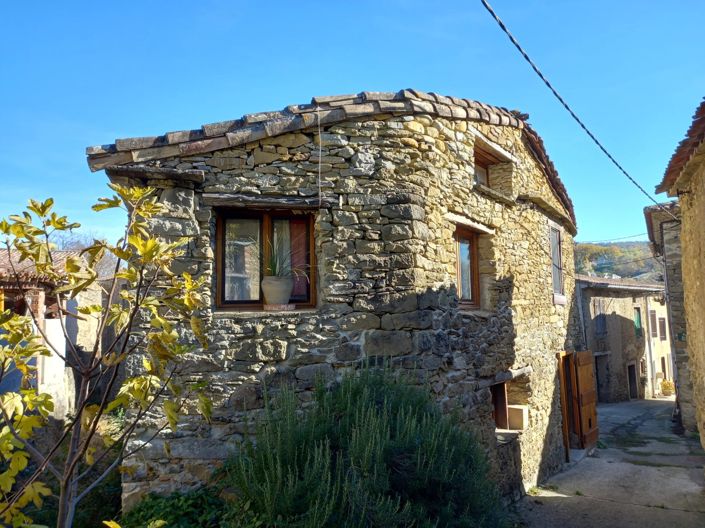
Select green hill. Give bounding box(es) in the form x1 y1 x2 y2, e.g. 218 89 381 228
574 241 663 282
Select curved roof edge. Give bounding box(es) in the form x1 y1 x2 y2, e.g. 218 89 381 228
657 97 705 195
85 89 575 224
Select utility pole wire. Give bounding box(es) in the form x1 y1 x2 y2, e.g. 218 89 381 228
479 0 679 222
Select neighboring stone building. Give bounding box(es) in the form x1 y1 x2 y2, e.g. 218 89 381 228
576 275 669 402
644 202 695 427
655 97 705 445
85 89 582 505
0 250 102 418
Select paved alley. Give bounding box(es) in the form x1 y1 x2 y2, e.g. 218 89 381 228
516 399 705 528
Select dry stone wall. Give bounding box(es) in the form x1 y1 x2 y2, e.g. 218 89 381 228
680 159 705 447
108 112 579 507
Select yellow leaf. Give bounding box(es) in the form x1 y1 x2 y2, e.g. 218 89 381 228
142 358 153 373
102 521 122 528
0 393 23 420
190 315 208 348
163 400 178 431
85 446 96 466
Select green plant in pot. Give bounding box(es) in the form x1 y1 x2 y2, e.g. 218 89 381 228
262 237 308 305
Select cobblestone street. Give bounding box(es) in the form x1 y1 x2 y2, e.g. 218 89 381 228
516 399 705 528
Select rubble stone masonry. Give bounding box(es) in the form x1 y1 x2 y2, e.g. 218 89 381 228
87 92 580 507
680 157 705 446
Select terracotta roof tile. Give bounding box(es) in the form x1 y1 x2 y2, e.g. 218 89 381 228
657 97 705 194
84 89 575 224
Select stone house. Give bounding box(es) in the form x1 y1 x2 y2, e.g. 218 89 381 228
644 202 695 426
655 97 705 445
85 89 582 505
576 274 669 402
0 250 102 418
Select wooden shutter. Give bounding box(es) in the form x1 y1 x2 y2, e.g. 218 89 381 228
574 351 599 449
649 310 658 337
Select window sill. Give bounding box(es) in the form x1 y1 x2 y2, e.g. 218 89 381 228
213 308 317 319
495 429 521 445
552 293 567 306
458 307 494 319
474 183 515 205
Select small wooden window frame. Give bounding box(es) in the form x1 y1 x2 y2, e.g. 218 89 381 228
215 210 316 311
491 382 508 429
474 146 503 187
454 226 480 308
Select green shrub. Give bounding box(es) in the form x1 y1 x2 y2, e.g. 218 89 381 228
219 369 505 527
120 487 225 528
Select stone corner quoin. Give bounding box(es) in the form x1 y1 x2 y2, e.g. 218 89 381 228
85 89 582 508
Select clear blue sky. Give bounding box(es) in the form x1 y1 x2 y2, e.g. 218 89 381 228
1 0 703 243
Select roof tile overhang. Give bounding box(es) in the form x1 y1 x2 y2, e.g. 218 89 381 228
643 201 680 258
657 97 705 196
575 274 664 294
86 89 576 225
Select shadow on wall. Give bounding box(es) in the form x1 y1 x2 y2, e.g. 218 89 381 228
591 311 650 403
532 293 581 489
123 276 576 505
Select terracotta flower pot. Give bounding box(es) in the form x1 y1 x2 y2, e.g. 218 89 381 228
261 276 294 305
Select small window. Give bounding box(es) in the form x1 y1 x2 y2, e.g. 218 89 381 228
455 227 480 307
474 162 489 186
217 211 314 309
658 317 667 341
594 299 607 336
474 146 501 187
649 310 658 338
491 383 508 429
550 226 563 295
633 307 642 337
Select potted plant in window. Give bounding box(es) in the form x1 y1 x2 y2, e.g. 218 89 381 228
261 238 308 306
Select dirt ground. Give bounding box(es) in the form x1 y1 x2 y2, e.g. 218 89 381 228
514 398 705 528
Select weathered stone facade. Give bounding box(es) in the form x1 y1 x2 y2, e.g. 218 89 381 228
85 90 580 506
576 275 667 402
645 204 694 425
655 97 705 450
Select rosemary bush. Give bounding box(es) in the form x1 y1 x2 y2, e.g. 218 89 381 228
220 370 504 527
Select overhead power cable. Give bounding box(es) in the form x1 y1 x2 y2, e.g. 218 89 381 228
580 232 648 243
480 0 679 222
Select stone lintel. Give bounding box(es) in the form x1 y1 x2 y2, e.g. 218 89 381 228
517 194 577 235
201 193 335 209
444 212 495 234
104 165 205 183
478 366 534 389
466 125 519 164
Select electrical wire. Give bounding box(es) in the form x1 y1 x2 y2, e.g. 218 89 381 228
580 232 648 243
479 0 679 223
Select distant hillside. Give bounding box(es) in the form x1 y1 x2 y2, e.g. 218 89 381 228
574 241 663 282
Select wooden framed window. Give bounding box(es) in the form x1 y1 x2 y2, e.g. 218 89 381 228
658 317 667 341
649 310 658 338
550 226 563 296
474 147 502 187
455 227 480 307
216 210 315 310
633 307 642 337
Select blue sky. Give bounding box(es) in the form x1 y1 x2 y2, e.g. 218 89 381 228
1 0 703 243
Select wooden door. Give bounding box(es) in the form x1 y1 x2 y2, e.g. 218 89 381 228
574 350 599 449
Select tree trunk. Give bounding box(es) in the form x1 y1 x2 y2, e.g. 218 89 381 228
56 373 90 528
